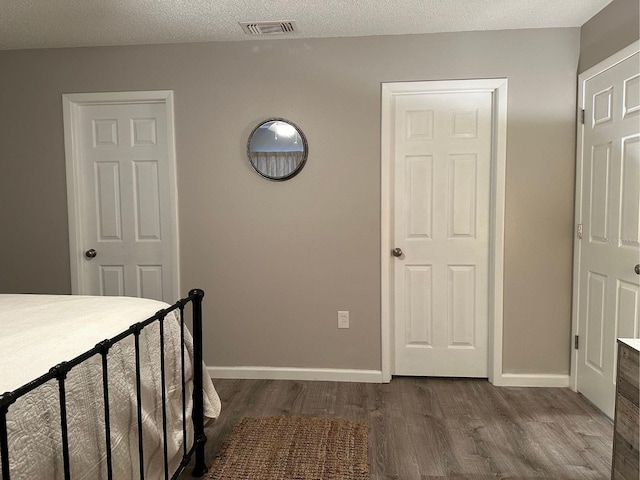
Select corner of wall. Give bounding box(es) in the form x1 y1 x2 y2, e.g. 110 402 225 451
578 0 640 73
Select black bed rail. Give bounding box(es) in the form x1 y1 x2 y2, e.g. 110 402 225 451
0 288 208 480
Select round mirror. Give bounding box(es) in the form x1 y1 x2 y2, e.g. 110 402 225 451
247 118 308 181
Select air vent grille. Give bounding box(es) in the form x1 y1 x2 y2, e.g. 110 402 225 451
240 21 297 36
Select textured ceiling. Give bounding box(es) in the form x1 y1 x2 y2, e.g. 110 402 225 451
0 0 613 51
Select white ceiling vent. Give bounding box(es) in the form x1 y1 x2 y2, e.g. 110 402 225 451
240 21 297 36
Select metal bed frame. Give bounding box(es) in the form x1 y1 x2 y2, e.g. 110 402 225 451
0 288 208 480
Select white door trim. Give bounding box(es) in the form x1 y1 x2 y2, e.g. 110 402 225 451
570 40 640 392
381 79 508 384
62 90 181 300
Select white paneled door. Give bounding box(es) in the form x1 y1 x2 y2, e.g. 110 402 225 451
64 92 179 302
393 89 493 377
574 46 640 418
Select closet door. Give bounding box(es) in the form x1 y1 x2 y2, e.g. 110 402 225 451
64 91 180 302
573 44 640 418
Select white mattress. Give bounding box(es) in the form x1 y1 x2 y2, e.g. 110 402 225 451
0 294 221 479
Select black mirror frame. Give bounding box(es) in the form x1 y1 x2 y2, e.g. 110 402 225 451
246 118 309 181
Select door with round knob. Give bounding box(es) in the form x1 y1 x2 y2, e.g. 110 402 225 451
85 248 97 259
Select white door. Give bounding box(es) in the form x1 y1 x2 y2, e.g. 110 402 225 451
574 47 640 418
64 92 180 302
392 90 493 377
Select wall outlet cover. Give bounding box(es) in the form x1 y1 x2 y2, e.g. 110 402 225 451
338 311 349 329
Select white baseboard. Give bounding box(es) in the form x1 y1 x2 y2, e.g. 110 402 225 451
207 367 569 387
498 373 570 387
207 366 383 383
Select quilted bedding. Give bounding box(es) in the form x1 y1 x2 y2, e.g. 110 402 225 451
0 294 221 480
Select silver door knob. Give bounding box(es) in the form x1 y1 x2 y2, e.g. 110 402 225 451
85 249 97 259
635 264 640 275
392 248 403 257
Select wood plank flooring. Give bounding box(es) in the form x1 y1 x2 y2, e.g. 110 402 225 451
184 377 613 479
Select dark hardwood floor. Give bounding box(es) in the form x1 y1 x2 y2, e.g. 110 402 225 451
185 377 613 479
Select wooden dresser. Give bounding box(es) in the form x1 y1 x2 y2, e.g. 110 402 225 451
612 339 639 480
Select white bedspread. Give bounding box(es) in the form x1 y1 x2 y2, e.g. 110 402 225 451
0 294 221 479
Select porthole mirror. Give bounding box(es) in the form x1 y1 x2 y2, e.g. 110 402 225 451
247 118 308 181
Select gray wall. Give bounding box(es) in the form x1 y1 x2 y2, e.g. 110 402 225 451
0 28 581 374
579 0 640 72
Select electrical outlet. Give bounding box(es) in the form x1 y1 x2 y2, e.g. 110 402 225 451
338 311 349 329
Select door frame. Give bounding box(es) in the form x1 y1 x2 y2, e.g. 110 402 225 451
570 40 640 392
62 90 181 300
381 79 508 384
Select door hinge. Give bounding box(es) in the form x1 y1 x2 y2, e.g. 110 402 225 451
574 335 579 349
580 109 585 124
577 223 583 239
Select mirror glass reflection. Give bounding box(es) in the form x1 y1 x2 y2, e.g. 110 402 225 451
247 119 308 181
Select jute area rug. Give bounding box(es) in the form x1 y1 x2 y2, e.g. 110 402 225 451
206 416 370 480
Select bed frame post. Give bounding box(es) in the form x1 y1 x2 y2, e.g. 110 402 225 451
189 288 208 477
0 392 15 480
